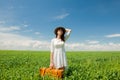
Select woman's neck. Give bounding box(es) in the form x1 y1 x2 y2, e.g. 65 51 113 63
57 35 61 39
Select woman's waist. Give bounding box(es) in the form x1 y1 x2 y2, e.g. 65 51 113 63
54 48 65 50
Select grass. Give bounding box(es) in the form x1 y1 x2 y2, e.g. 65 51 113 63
0 50 120 80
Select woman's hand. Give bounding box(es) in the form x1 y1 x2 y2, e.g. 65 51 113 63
49 62 54 69
65 28 71 32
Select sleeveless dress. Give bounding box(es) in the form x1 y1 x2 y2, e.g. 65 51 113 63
50 30 71 70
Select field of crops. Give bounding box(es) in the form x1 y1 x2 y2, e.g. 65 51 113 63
0 50 120 80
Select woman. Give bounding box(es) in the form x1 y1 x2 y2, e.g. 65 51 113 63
49 27 72 71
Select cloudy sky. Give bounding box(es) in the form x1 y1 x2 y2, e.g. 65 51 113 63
0 0 120 51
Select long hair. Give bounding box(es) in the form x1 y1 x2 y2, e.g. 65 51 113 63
54 27 66 42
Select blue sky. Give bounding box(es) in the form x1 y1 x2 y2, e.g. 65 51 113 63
0 0 120 50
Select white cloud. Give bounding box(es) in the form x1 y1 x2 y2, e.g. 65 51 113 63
0 32 50 50
86 40 99 44
23 29 32 32
65 42 120 51
35 32 40 35
0 24 33 33
54 13 69 20
105 34 120 38
23 24 28 27
0 26 21 32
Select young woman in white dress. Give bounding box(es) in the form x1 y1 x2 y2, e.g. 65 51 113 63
49 27 72 71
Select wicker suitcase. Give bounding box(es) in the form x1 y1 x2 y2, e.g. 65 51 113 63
40 67 64 78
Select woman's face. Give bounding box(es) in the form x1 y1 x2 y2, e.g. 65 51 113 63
57 29 63 36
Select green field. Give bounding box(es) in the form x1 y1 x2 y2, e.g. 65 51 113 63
0 50 120 80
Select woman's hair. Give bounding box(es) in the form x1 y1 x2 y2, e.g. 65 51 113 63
54 27 66 42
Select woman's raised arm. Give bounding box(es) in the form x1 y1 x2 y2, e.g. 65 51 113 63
65 28 72 41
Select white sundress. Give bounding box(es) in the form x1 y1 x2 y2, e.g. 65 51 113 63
50 30 71 70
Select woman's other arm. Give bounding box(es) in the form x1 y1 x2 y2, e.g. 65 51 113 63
49 39 54 68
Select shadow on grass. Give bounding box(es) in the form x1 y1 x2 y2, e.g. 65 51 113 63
63 66 73 78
